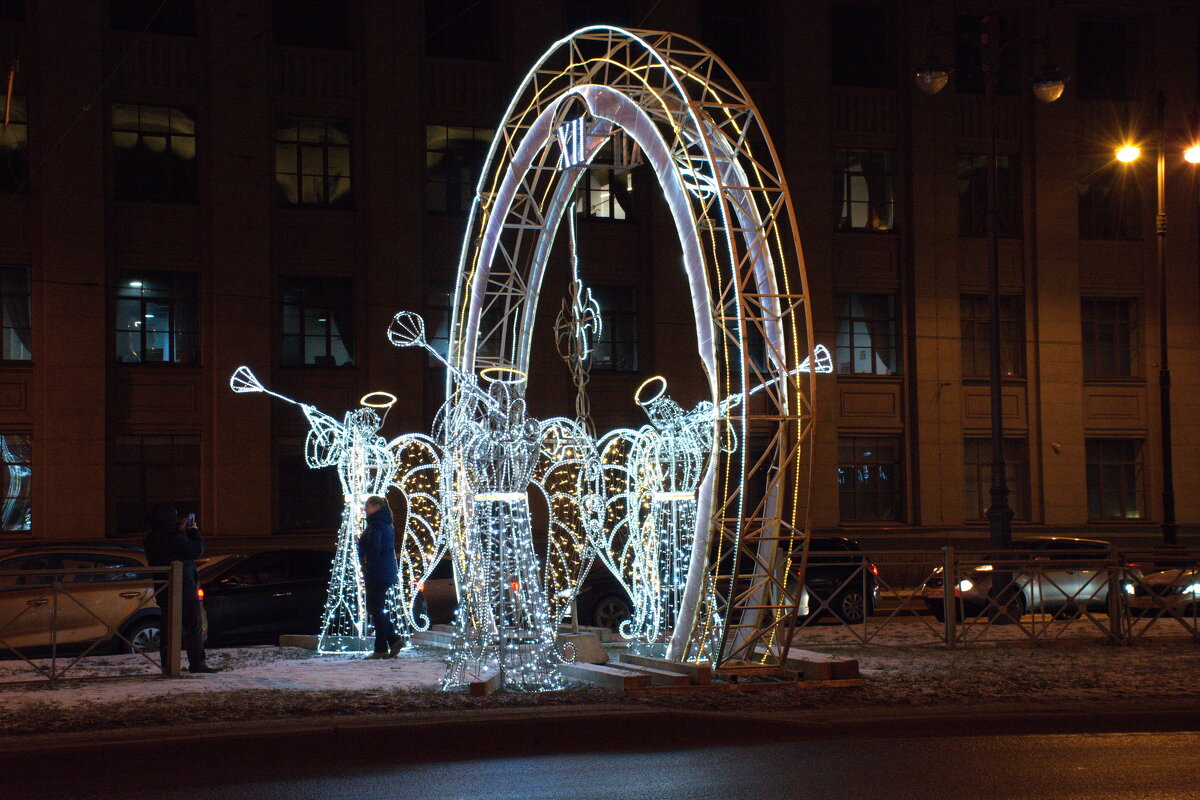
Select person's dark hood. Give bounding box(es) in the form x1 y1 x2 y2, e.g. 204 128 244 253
147 502 179 533
367 505 393 525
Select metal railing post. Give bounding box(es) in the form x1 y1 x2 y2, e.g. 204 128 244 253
943 546 956 646
1107 560 1124 644
165 562 182 677
49 579 59 686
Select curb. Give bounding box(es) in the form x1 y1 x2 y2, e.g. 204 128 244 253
3 699 1199 789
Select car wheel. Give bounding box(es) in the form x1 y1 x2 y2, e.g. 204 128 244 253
988 591 1026 624
122 617 161 655
929 604 946 623
1059 601 1084 619
832 590 869 624
592 594 632 631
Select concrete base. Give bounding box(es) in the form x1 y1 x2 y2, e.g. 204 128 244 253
558 633 607 664
278 635 318 650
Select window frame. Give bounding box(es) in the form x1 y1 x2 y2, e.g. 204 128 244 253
277 275 355 368
588 284 639 373
835 293 899 376
962 437 1030 522
0 433 31 533
273 116 353 208
110 103 198 203
110 433 201 535
575 139 636 222
425 124 494 215
114 270 200 365
0 93 30 194
959 293 1025 379
1081 296 1140 379
0 265 32 362
1085 438 1145 521
837 435 904 523
956 153 1022 238
834 148 896 232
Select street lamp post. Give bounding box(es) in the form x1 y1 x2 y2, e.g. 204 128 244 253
916 16 1066 549
1116 96 1200 547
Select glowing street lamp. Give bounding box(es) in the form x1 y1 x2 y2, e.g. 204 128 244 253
1184 144 1200 164
1115 144 1141 163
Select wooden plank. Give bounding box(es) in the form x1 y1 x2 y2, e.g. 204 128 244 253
781 649 860 681
616 653 712 685
631 678 863 695
629 665 692 686
560 662 651 691
468 670 502 696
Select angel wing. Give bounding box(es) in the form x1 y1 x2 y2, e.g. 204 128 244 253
388 432 447 632
531 417 600 625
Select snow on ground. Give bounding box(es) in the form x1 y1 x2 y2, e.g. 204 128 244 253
2 632 1198 735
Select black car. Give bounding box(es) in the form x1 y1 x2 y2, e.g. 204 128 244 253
415 558 635 632
198 549 333 646
792 536 879 623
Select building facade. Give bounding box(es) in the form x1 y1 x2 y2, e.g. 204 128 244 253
0 0 1196 549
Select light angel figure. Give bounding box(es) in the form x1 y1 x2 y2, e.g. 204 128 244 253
229 367 413 653
388 312 586 691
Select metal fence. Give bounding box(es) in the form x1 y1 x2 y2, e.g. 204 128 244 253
790 547 1200 648
0 562 183 685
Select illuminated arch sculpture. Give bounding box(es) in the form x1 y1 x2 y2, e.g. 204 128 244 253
449 27 817 668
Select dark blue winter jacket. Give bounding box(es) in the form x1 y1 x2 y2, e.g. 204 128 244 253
358 505 399 585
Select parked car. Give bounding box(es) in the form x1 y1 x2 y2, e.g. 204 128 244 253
415 557 635 631
1127 566 1200 616
197 548 334 646
0 544 164 655
791 536 879 623
922 536 1113 621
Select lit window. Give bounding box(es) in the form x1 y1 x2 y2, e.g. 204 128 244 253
576 138 636 221
838 436 902 522
1085 439 1144 521
0 434 30 531
835 294 898 375
835 149 894 231
0 94 29 193
111 103 197 202
115 271 199 364
425 125 493 214
274 117 352 207
279 276 354 367
0 266 31 361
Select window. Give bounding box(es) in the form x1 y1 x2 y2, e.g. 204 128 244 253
111 104 196 202
963 438 1028 521
838 436 902 522
279 276 353 367
960 294 1024 378
425 125 493 214
1081 297 1139 378
835 149 894 231
277 437 342 532
835 294 898 375
1076 20 1134 100
0 1 24 20
0 434 30 531
115 271 199 364
953 15 1020 95
110 1 196 35
591 285 638 372
1086 438 1144 520
0 266 30 360
425 0 496 59
576 139 635 220
0 94 29 193
274 116 351 207
424 275 453 364
273 0 350 49
1078 160 1143 240
831 6 894 88
701 0 767 81
111 434 200 534
957 154 1021 238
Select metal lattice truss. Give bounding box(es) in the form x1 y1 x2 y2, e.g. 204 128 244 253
449 27 817 668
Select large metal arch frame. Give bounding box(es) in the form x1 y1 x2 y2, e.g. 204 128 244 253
447 26 816 667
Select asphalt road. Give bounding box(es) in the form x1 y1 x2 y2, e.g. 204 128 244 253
34 730 1200 800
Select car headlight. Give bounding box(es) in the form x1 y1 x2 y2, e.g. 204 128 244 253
1185 583 1200 596
974 565 994 572
1124 583 1136 595
958 579 974 592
